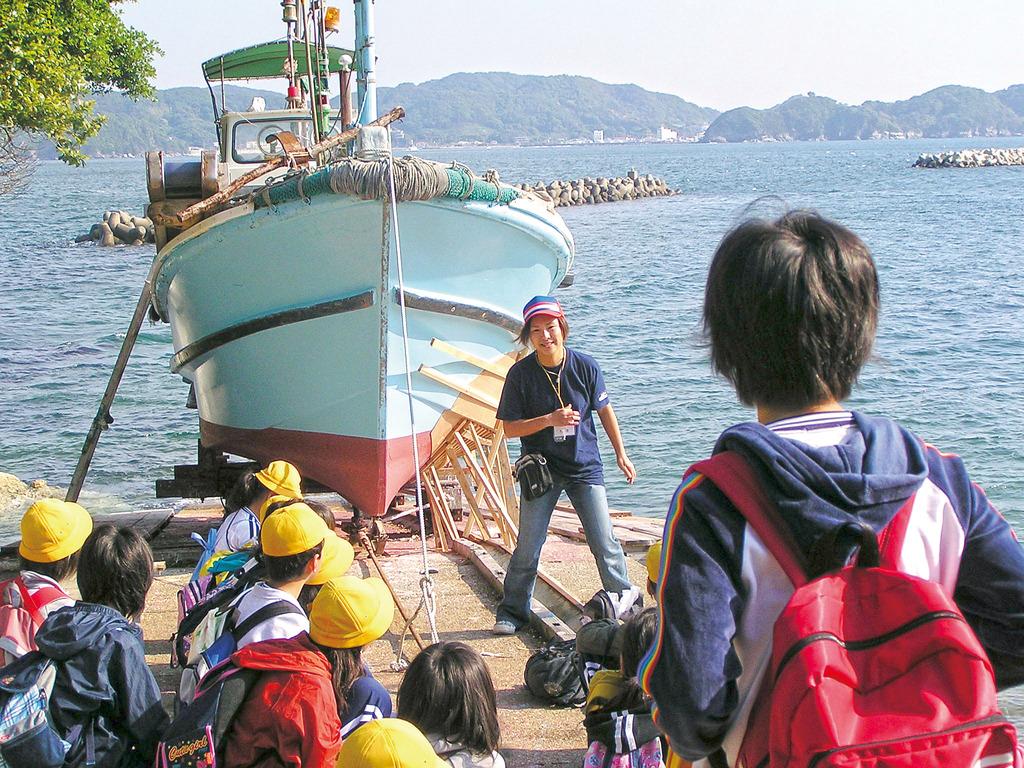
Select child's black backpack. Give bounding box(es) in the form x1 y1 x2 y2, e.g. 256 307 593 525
523 638 586 707
156 661 260 768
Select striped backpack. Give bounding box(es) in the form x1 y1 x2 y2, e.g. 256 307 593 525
694 451 1019 768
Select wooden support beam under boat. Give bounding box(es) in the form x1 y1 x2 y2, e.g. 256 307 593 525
418 366 500 410
429 338 511 377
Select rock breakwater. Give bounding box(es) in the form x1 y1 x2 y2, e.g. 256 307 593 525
913 148 1024 168
74 210 156 246
0 472 63 516
514 169 678 207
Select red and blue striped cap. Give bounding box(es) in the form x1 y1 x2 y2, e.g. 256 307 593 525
523 295 564 325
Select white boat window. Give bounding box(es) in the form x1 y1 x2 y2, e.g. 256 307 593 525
231 117 316 163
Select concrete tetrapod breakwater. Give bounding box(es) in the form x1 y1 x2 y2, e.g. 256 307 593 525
913 148 1024 168
74 209 157 246
513 169 678 207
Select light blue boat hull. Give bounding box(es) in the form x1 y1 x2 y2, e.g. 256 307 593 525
152 192 573 514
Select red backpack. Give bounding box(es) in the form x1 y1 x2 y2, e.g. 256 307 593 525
694 451 1020 768
0 576 67 663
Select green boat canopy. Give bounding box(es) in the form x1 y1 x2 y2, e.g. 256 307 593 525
202 41 356 82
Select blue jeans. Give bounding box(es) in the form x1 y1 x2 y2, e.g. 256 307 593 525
496 475 632 628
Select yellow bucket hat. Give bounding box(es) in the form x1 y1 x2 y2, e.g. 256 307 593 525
335 718 446 768
254 460 302 499
260 502 329 557
309 575 394 649
645 540 663 586
257 493 292 524
19 499 94 563
307 532 355 586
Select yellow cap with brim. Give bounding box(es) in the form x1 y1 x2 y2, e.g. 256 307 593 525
335 718 446 768
257 493 291 524
254 460 302 498
307 532 355 586
260 503 329 557
645 540 663 586
310 575 394 649
19 499 94 563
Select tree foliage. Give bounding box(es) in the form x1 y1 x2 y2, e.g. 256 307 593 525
0 0 159 174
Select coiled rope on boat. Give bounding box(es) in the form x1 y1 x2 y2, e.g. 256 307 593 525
330 155 449 200
251 155 522 209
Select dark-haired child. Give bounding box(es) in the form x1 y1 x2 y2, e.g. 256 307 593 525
228 501 327 648
296 498 353 615
584 607 662 768
398 641 504 768
31 523 168 767
1 499 93 664
213 459 303 553
640 211 1024 765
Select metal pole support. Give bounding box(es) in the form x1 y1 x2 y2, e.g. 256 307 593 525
66 279 154 503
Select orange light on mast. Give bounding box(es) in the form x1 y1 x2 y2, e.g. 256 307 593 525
324 6 341 31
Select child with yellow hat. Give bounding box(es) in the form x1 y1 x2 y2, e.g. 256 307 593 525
296 499 355 615
575 539 664 693
221 575 396 768
213 460 303 554
226 500 328 650
337 718 447 768
1 499 94 664
312 574 396 738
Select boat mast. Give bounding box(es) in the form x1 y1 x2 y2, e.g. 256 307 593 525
282 0 302 108
353 0 378 124
296 1 320 142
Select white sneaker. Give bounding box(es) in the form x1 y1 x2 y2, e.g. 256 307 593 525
492 620 517 635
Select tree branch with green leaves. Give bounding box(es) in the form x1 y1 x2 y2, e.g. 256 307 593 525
0 0 159 189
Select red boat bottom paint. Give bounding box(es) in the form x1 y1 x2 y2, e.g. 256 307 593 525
201 419 432 516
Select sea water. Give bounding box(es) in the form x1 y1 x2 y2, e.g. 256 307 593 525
1 138 1023 717
2 140 1022 529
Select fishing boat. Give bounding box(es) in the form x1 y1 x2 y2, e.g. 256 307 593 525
142 0 573 516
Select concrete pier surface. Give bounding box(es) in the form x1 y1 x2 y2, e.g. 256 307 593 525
1 501 659 768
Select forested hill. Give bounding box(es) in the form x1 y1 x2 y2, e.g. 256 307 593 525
54 77 1024 158
702 85 1024 142
373 72 717 144
73 73 717 157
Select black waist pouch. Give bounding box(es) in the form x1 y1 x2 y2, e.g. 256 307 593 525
514 453 553 501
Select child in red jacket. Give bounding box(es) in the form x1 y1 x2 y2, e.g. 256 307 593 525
223 574 396 768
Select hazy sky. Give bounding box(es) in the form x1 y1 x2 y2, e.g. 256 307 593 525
119 1 1024 111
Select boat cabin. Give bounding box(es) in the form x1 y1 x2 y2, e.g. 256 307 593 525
219 106 344 184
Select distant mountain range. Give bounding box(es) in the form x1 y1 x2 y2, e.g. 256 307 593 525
703 85 1024 142
45 75 1024 158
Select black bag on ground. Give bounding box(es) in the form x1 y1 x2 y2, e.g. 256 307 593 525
524 638 586 707
514 453 553 501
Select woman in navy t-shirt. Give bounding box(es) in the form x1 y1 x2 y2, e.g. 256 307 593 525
493 295 639 634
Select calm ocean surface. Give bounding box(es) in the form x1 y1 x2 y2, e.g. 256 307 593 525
6 139 1021 530
1 138 1023 716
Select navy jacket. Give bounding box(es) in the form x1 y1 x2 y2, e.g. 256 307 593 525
640 412 1024 765
34 603 169 768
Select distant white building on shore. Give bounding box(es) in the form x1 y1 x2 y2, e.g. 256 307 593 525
593 129 604 143
659 126 678 141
